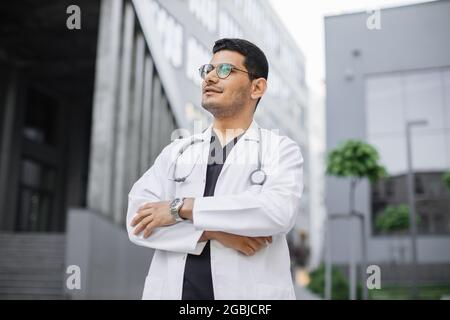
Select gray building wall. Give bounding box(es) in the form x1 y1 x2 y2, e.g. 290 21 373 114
65 209 152 299
325 0 450 269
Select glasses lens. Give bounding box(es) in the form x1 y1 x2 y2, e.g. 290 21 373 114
217 64 232 78
199 64 213 80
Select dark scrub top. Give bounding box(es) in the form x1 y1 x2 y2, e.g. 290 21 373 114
181 129 244 300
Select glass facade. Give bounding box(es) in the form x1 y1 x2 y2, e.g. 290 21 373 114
366 67 450 236
366 67 450 175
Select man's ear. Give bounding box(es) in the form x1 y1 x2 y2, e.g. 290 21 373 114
250 78 267 101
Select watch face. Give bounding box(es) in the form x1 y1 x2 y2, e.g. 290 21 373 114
171 198 181 209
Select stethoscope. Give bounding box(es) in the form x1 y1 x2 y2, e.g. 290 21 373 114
170 128 267 185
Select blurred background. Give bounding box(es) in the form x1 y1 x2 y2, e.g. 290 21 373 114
0 0 448 300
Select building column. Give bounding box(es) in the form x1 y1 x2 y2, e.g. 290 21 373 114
127 32 146 188
113 2 135 224
140 55 154 174
0 67 19 230
87 0 123 217
160 95 171 148
150 76 162 164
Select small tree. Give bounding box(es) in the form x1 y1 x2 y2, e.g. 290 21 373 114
326 140 387 214
326 140 387 300
443 172 450 193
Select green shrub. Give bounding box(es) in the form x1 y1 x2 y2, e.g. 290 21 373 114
443 172 450 193
375 204 420 233
308 264 361 300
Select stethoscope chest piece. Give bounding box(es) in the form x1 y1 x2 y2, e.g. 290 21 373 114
250 169 266 185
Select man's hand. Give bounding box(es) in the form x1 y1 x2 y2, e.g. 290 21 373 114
131 201 176 238
202 231 272 256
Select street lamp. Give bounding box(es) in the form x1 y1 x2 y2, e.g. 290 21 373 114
405 119 428 299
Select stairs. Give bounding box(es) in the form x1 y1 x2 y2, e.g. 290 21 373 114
0 233 67 299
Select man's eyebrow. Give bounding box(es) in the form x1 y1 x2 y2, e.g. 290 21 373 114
211 62 234 66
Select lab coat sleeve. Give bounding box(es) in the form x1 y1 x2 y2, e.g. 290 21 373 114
193 138 304 237
126 144 207 255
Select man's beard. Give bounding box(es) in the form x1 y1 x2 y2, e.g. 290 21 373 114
201 102 240 119
201 92 247 119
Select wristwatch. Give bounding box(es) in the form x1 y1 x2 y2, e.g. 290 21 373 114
169 198 185 222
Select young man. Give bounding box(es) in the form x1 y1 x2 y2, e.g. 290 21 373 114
126 38 304 300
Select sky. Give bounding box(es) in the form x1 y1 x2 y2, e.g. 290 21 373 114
268 0 436 95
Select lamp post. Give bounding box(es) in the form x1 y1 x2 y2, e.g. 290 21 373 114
405 120 428 299
325 218 332 300
325 210 368 300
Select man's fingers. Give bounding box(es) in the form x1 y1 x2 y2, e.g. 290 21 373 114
251 237 267 247
133 215 153 235
138 202 154 211
239 245 252 256
245 236 273 254
244 245 255 256
246 238 263 252
131 209 152 226
259 236 272 244
143 221 156 238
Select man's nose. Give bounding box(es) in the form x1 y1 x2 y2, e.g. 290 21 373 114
204 68 219 84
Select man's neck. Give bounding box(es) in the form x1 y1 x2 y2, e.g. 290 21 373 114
212 115 253 147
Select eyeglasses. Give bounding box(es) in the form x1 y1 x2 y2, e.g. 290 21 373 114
199 63 252 80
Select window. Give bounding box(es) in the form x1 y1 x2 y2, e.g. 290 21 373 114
366 68 450 176
188 0 217 33
415 175 424 195
16 158 57 231
185 37 210 88
23 88 58 146
242 0 263 32
219 11 243 39
371 172 450 235
152 1 183 68
267 69 281 98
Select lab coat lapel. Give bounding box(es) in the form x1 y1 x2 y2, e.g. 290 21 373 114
170 124 212 198
197 123 213 195
200 122 213 160
218 120 261 179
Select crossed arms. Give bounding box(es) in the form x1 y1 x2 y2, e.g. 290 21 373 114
130 198 273 256
126 138 303 256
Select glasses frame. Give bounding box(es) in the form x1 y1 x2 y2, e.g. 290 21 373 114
199 63 253 80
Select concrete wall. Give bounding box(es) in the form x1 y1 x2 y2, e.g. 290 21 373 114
65 209 153 299
324 1 450 266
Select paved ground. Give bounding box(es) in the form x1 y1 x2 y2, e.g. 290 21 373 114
294 285 322 300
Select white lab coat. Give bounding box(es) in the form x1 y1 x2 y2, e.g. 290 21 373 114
126 120 304 300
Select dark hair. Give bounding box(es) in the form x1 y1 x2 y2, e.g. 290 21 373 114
212 38 268 110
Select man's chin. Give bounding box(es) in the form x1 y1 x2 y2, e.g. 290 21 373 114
201 100 219 111
201 102 224 117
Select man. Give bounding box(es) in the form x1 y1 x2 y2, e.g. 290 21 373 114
126 38 304 300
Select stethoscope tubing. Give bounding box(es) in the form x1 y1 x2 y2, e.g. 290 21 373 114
171 128 266 185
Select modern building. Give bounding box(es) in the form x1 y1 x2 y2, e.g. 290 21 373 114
0 0 310 299
325 0 450 288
